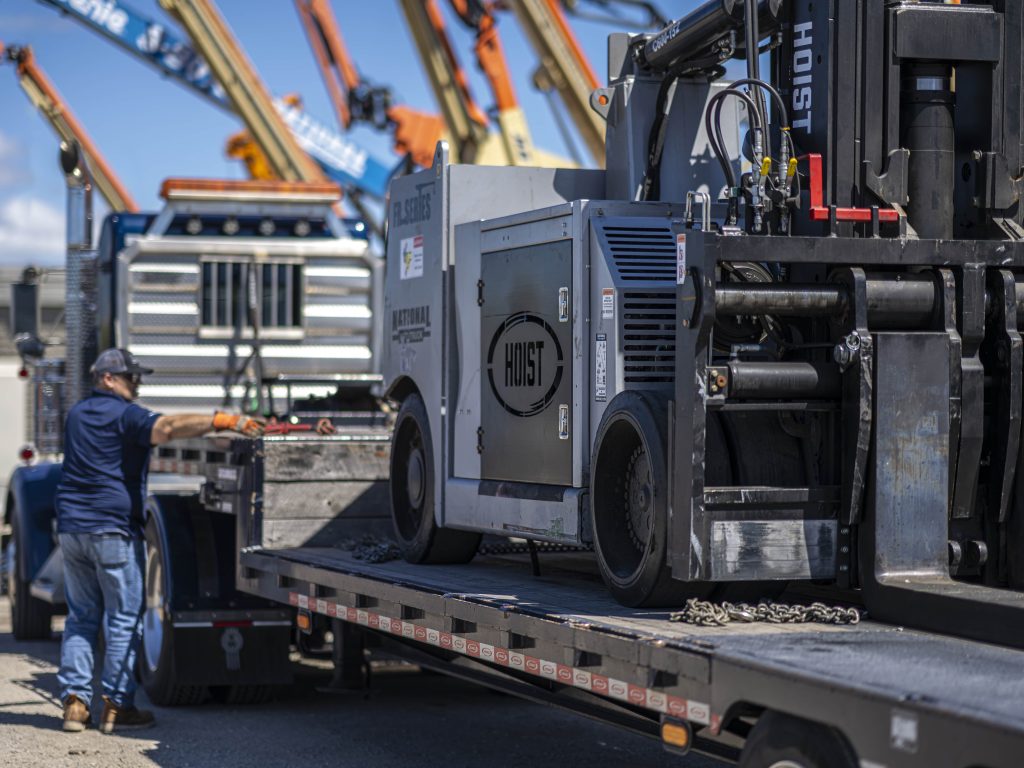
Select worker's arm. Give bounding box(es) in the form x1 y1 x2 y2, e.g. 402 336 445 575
150 411 265 445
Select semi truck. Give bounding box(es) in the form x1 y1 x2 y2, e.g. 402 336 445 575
8 1 1024 765
4 142 386 698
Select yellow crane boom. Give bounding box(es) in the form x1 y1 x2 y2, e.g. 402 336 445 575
507 0 607 167
158 0 324 183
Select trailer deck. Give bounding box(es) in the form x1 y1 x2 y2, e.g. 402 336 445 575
238 545 1024 767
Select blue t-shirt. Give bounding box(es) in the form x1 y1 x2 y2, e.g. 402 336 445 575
55 389 161 537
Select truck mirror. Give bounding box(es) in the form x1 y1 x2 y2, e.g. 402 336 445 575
11 276 40 339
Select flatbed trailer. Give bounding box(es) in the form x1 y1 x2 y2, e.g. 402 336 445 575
152 436 1024 768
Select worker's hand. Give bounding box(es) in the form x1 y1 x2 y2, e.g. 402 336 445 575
316 417 336 436
213 411 267 437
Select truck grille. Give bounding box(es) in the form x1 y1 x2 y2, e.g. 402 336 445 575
200 260 303 329
601 225 677 282
622 292 676 384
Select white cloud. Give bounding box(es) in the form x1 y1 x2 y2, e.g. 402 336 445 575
0 132 30 187
0 195 65 266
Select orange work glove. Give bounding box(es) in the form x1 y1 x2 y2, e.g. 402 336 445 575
213 411 266 437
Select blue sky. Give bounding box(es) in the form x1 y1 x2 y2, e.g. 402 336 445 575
0 0 696 266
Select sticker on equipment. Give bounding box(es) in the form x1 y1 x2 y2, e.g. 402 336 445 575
676 233 687 284
595 334 607 401
601 288 614 320
890 709 918 753
400 235 424 280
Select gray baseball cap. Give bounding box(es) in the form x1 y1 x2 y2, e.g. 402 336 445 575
90 348 154 376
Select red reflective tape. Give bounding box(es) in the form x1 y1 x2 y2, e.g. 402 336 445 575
667 696 688 719
285 592 713 727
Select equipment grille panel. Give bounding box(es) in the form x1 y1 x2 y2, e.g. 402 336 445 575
602 225 676 282
622 291 676 384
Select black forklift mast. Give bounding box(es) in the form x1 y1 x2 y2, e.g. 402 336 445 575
642 0 1024 650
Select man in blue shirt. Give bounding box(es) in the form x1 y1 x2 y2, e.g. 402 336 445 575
56 348 264 733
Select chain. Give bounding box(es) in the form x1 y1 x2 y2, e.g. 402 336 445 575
670 598 861 627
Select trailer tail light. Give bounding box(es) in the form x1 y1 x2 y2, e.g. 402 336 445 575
296 610 312 633
660 719 691 754
18 367 28 379
19 445 35 463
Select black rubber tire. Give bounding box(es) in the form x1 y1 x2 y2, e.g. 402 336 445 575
390 393 481 564
8 511 53 641
210 684 273 706
739 711 858 768
591 391 712 607
138 515 206 706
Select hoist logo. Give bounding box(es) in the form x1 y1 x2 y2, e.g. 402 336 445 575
791 21 814 133
486 313 564 418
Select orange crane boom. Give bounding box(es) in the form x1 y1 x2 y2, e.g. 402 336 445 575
1 43 138 212
292 0 446 168
447 0 537 165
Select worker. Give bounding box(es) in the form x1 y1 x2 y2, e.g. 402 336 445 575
56 348 265 734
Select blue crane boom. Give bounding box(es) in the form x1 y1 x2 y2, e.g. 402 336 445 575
37 0 394 199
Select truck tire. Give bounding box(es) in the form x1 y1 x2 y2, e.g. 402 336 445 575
390 393 481 564
138 515 205 706
591 391 712 607
210 684 273 705
739 711 858 768
7 512 53 640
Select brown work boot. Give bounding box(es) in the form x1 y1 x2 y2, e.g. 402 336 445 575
99 696 155 734
62 694 90 732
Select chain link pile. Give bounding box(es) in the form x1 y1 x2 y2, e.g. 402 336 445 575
670 598 862 627
339 535 403 564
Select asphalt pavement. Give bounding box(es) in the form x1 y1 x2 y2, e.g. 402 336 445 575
0 597 728 768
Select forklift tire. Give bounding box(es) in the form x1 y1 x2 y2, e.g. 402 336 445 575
739 711 858 768
7 511 53 641
138 515 205 706
591 391 712 607
390 393 481 564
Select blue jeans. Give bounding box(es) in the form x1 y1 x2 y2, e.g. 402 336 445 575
57 532 145 708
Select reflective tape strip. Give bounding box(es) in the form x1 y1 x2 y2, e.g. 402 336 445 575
289 592 716 728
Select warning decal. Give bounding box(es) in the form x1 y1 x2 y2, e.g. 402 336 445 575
676 233 687 284
400 235 424 280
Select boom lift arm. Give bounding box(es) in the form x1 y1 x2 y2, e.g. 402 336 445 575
157 0 322 183
292 0 446 169
1 43 138 212
505 0 607 167
34 0 394 199
397 0 494 165
447 0 537 165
